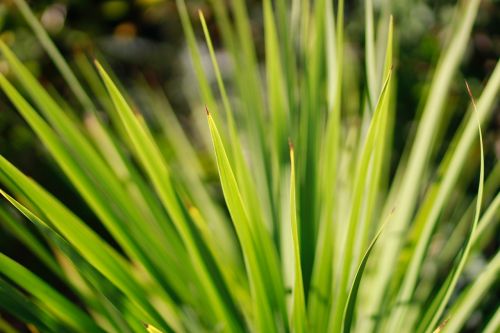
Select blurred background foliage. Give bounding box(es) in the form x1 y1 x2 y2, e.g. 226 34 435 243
0 0 498 331
0 0 499 164
0 0 498 172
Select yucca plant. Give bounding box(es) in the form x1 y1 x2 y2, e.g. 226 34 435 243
0 0 498 332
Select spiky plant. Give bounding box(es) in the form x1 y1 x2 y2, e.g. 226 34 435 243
0 0 498 332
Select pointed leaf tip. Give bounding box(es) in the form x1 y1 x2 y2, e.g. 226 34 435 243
464 80 477 110
205 105 210 116
143 323 163 333
464 79 471 93
433 318 450 333
93 59 104 73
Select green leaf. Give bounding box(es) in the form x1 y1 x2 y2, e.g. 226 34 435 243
342 209 394 333
11 0 94 111
390 59 500 333
96 62 242 332
483 307 500 333
328 66 393 333
206 109 276 333
0 278 71 332
289 142 307 332
0 158 178 331
368 0 482 321
418 81 486 333
0 206 62 278
441 251 500 333
0 252 106 332
0 66 190 310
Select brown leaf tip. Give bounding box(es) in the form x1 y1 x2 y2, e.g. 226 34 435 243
288 138 294 151
464 80 477 110
205 105 210 116
464 80 472 96
433 318 450 333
